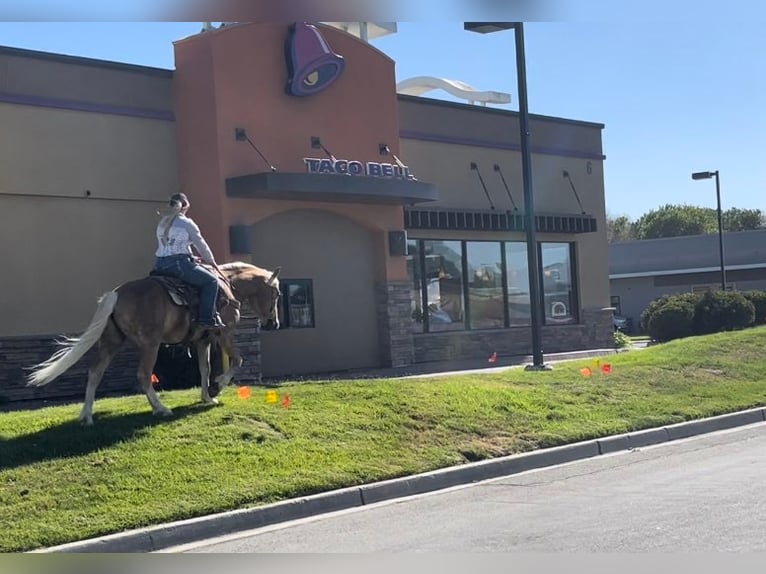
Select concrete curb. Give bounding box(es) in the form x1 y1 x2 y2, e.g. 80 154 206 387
36 406 766 554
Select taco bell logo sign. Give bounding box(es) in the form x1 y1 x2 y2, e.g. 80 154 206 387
285 22 345 97
304 158 415 180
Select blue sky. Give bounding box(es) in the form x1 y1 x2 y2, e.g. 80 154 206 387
0 19 763 220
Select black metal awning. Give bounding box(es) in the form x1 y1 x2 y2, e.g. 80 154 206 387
404 208 598 234
226 172 439 205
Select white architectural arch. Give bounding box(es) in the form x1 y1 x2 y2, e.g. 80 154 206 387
396 76 511 107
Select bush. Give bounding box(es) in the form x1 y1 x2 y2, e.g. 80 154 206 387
646 300 696 342
693 290 755 334
613 330 631 349
742 290 766 324
640 291 702 333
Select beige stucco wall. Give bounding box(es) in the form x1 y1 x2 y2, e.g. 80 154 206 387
0 103 178 336
245 208 381 377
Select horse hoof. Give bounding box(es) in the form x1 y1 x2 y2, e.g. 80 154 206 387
214 374 231 385
154 409 174 418
79 417 93 426
202 396 219 405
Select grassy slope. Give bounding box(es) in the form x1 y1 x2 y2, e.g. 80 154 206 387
1 327 765 552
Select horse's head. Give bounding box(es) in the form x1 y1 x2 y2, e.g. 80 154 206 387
220 263 282 330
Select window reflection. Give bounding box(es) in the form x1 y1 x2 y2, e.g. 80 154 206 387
406 239 424 333
541 243 576 324
466 242 504 329
423 240 464 331
280 279 315 329
505 242 531 326
404 239 578 332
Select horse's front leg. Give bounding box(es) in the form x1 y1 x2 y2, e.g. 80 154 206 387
214 329 243 390
195 340 216 404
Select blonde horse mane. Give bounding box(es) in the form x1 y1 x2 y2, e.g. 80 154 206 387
220 261 276 279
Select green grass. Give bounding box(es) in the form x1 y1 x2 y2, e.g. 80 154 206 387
2 327 766 552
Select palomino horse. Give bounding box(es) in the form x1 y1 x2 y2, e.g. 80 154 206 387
26 262 281 425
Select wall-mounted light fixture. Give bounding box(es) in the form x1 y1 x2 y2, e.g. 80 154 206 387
234 127 276 172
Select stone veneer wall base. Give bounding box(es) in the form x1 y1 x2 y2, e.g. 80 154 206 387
375 281 415 368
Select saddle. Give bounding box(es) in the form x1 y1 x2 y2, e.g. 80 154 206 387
148 264 240 324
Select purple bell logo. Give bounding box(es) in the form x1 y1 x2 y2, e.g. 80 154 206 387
285 22 345 97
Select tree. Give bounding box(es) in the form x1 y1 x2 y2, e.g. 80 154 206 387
633 204 717 239
607 204 765 242
722 207 766 232
605 213 637 243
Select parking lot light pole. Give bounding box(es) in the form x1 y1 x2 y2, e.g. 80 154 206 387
464 22 548 370
691 170 726 291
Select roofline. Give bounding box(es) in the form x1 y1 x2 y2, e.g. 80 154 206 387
610 228 766 247
609 262 766 280
396 93 605 130
0 45 174 78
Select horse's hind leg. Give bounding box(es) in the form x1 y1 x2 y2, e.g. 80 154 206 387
137 343 173 417
196 340 216 404
80 318 124 426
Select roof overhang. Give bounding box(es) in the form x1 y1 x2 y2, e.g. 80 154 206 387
609 262 766 280
226 172 439 205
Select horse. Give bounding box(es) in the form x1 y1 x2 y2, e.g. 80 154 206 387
25 262 281 425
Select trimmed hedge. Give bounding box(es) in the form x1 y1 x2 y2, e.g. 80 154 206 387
645 299 696 342
641 289 763 342
743 290 766 324
693 291 755 335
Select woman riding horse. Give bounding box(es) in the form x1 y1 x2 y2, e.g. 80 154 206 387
153 192 224 330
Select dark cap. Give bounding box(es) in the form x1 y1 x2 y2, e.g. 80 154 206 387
169 192 189 208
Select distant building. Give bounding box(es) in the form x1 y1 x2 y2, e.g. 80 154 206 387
608 229 766 330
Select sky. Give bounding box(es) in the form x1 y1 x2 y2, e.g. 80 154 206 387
0 17 763 220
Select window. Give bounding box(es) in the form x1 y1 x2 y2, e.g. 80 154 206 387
505 242 531 326
466 241 504 329
540 243 577 325
610 295 621 316
406 239 424 333
404 239 579 333
280 279 315 329
423 240 464 331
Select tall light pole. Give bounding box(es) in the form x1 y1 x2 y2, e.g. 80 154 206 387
692 170 726 291
464 22 547 370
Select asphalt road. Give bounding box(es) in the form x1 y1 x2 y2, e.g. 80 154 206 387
171 423 766 552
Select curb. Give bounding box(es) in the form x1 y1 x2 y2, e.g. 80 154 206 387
35 406 766 553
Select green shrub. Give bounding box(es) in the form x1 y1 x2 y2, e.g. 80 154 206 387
646 300 696 342
613 330 631 349
640 291 702 333
742 290 766 324
693 290 755 335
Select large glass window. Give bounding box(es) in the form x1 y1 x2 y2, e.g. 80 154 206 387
406 239 424 333
423 240 464 331
466 242 504 329
541 243 577 324
280 279 315 328
404 239 578 333
504 242 531 326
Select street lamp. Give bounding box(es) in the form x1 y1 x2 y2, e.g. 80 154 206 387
464 22 547 370
691 170 726 291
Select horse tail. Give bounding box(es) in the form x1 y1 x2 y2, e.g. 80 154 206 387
26 290 119 387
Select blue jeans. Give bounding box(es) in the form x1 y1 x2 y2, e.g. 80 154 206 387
154 255 219 323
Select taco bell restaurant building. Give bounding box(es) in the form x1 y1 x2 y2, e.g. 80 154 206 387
0 22 613 401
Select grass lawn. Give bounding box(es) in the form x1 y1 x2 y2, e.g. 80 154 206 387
2 327 766 552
